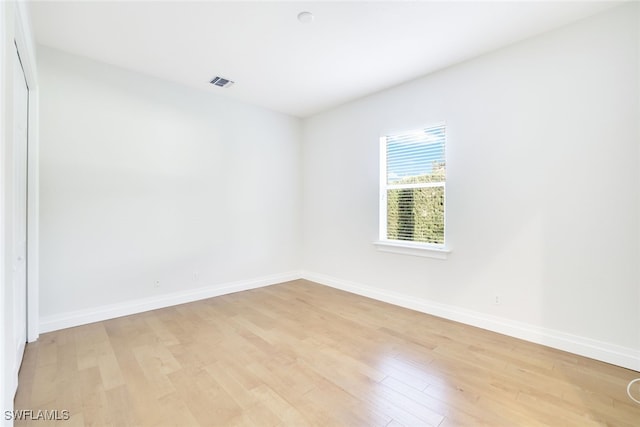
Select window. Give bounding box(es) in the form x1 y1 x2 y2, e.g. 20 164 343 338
377 124 448 258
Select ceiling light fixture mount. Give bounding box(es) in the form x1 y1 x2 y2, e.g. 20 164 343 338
297 11 314 24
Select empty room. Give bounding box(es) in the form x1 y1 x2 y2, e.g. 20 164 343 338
2 0 640 425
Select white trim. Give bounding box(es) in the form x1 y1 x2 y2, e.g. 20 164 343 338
36 269 640 371
374 240 450 259
15 0 39 343
39 271 302 333
25 87 38 342
379 136 388 240
0 0 7 421
301 271 640 371
637 0 640 383
14 3 36 89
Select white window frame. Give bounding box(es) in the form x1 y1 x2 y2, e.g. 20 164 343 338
375 123 450 260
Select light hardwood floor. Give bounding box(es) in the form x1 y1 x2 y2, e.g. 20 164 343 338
14 280 640 426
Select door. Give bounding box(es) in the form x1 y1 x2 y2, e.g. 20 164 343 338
9 41 29 396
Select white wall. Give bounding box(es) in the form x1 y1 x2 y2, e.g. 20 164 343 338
36 4 640 370
302 4 640 368
38 46 302 327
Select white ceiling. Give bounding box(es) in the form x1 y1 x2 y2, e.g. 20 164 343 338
28 1 622 118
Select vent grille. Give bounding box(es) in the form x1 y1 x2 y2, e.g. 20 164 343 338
210 76 234 88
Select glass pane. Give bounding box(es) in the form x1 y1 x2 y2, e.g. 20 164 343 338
387 186 444 244
386 126 445 184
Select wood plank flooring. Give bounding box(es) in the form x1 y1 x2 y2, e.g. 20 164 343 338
14 280 640 426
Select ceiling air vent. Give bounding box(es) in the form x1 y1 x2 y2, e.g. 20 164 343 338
209 76 234 88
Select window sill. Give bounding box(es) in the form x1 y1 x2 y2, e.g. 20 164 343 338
374 240 451 260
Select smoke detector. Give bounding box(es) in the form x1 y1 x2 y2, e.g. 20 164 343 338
209 76 234 88
297 11 314 23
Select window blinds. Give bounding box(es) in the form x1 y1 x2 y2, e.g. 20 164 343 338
382 124 446 245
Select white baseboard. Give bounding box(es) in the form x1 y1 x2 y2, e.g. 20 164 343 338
301 271 640 372
39 271 302 334
39 269 639 371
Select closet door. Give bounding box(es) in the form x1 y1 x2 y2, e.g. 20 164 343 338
8 41 29 397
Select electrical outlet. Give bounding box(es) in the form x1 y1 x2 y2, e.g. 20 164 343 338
154 280 160 288
494 295 501 305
